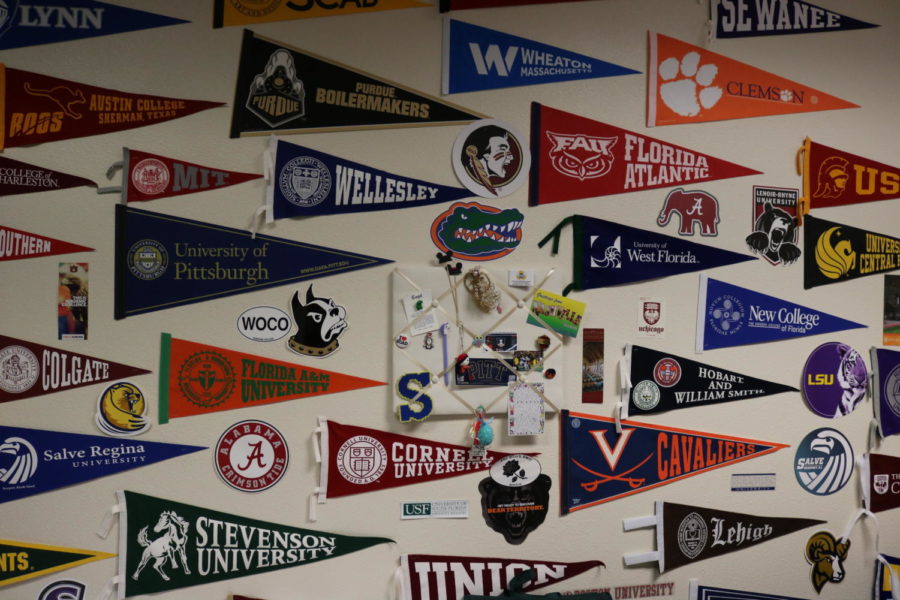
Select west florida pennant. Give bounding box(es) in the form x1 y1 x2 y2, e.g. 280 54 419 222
114 205 392 318
800 138 899 213
871 347 900 438
804 214 899 288
647 32 857 126
231 30 485 138
0 225 93 261
711 0 879 38
0 538 113 588
0 155 95 196
214 0 428 28
529 103 760 206
560 410 786 513
689 581 812 600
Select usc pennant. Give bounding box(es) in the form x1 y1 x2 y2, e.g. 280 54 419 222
800 138 899 213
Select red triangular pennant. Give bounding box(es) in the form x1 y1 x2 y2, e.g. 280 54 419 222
0 155 96 196
801 138 900 212
0 225 93 261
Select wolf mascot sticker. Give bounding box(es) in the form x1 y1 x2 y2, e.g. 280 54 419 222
288 286 348 358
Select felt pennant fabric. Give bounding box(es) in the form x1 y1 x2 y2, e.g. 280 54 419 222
113 205 392 318
0 225 93 261
864 453 900 514
804 215 900 288
689 580 811 600
560 410 787 513
231 30 486 138
158 334 384 424
695 274 865 352
875 553 900 600
711 0 878 38
871 347 900 438
538 215 754 295
647 32 857 127
214 0 428 28
440 0 592 10
0 539 113 588
529 103 759 206
800 138 900 212
0 155 96 196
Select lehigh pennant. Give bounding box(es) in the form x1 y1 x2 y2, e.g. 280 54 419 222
804 214 899 288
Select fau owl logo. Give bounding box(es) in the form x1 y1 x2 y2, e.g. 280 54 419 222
546 132 617 181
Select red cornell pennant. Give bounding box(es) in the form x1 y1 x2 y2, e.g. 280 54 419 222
0 225 93 261
0 64 222 150
529 103 760 206
0 334 150 404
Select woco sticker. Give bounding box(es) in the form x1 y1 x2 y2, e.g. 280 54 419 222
431 202 523 261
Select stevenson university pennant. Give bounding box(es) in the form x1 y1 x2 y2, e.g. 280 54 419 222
800 138 899 213
0 538 113 588
804 214 899 288
0 155 95 196
0 225 93 261
711 0 879 38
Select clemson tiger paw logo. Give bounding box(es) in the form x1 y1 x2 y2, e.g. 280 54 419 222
659 52 722 117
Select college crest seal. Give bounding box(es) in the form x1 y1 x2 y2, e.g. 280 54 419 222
677 512 707 559
131 158 170 196
336 435 387 485
0 345 39 393
632 380 661 411
278 155 331 207
127 239 169 281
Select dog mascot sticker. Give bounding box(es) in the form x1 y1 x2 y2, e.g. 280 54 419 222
287 286 348 358
0 225 93 261
0 539 113 588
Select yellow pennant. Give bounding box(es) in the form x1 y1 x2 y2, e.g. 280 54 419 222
214 0 431 28
0 539 114 587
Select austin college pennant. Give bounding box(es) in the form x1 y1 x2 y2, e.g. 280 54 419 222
442 19 638 94
0 425 204 504
114 205 392 318
695 274 865 352
0 64 222 150
0 539 113 587
804 214 899 288
0 225 93 261
159 334 385 424
230 29 486 138
647 32 857 127
689 580 811 600
266 137 471 221
116 490 393 599
529 103 760 206
871 347 900 438
0 155 95 196
560 410 786 513
865 453 900 514
214 0 428 27
712 0 878 38
800 138 899 213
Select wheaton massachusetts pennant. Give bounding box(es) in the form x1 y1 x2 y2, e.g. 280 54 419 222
0 225 93 261
804 214 899 288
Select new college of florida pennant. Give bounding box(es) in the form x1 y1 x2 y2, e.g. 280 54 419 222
529 103 759 206
537 215 754 295
695 274 865 352
0 225 93 261
440 0 592 10
442 19 638 94
0 334 149 403
214 0 428 27
864 453 900 514
711 0 879 38
0 64 222 150
0 539 113 588
265 138 471 221
230 30 485 138
560 410 786 513
871 347 900 438
0 155 95 196
800 138 899 212
158 334 384 424
647 32 857 127
689 580 811 600
114 205 392 318
0 425 204 504
803 214 899 289
114 490 393 599
623 501 823 573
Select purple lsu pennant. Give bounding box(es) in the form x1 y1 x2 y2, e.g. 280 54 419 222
695 274 865 352
712 0 878 39
689 580 812 599
0 425 204 504
871 347 900 438
0 154 96 196
265 138 472 221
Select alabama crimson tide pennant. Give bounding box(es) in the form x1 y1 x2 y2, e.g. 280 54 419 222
0 539 113 588
711 0 879 38
648 32 857 126
800 138 899 212
214 0 428 27
0 225 93 261
864 453 900 514
871 347 900 438
0 155 95 196
529 103 759 206
804 214 899 288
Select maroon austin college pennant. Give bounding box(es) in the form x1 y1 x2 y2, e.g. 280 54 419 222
0 155 96 195
0 225 93 261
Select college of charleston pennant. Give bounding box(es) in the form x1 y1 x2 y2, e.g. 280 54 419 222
689 581 811 600
560 410 787 513
0 334 150 403
647 32 857 127
214 0 428 27
871 347 900 438
442 19 638 94
711 0 879 38
623 501 824 573
0 225 93 261
0 425 204 503
440 0 592 10
875 553 900 600
695 274 865 352
803 214 900 289
114 490 393 599
529 103 760 206
0 64 222 150
230 30 485 138
800 138 900 212
159 334 384 424
0 155 95 196
0 539 113 587
864 453 900 514
114 205 392 318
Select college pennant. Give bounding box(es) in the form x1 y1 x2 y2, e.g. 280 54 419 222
0 225 93 261
440 0 592 10
230 30 486 138
265 137 471 221
537 215 754 295
864 453 900 514
442 19 638 94
871 347 900 438
560 410 786 513
214 0 428 27
0 539 113 588
623 501 823 573
114 205 392 318
875 553 900 600
689 580 811 600
711 0 878 38
695 274 865 352
159 334 384 424
0 64 222 150
647 32 857 127
114 490 393 599
529 103 759 206
0 425 204 504
803 214 899 289
0 155 96 196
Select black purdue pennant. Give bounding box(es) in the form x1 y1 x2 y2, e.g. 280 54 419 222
804 214 900 289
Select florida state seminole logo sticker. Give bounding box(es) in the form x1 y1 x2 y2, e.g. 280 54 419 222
215 420 289 492
336 435 387 485
453 119 529 198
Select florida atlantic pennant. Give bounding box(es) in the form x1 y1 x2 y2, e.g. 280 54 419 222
804 215 899 288
0 155 95 196
0 225 93 261
0 539 113 588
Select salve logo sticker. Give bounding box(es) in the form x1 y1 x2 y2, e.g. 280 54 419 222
794 428 853 496
215 420 288 492
95 382 150 437
431 202 524 261
0 433 39 487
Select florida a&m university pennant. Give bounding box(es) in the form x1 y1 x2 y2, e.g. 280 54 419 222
0 225 93 261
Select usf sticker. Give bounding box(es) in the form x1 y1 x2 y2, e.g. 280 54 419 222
431 202 523 261
215 420 288 492
0 539 113 588
401 500 468 520
478 455 550 545
804 214 900 289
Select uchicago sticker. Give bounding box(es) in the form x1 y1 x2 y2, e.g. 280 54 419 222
215 420 288 492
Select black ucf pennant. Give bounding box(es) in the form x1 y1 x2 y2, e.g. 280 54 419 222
804 214 900 289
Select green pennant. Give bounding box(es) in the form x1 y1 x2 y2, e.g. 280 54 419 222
0 539 114 587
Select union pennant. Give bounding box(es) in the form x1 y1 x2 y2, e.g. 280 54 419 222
803 214 899 288
214 0 428 27
0 225 93 261
0 538 114 587
0 155 96 196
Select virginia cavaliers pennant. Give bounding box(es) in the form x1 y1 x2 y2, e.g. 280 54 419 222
871 347 900 438
689 581 811 600
0 539 113 587
214 0 428 27
0 155 95 195
800 138 899 212
0 225 93 261
647 32 857 127
865 453 900 514
711 0 879 38
804 214 899 288
529 103 759 206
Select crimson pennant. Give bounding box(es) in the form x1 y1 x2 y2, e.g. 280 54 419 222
0 225 93 261
866 453 900 514
0 155 95 196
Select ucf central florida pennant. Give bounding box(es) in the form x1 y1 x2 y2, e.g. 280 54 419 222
804 214 899 288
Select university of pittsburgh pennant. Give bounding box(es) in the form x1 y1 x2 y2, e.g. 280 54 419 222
440 0 592 10
800 138 899 213
0 425 204 503
803 214 899 288
0 225 93 261
864 453 900 514
0 64 222 150
159 334 385 423
871 347 900 438
689 581 811 600
560 410 786 513
442 19 638 94
114 205 392 318
0 539 114 587
529 103 759 206
711 0 878 38
647 32 857 127
0 155 95 196
230 29 486 138
214 0 429 27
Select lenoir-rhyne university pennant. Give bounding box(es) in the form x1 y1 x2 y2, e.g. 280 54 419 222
0 225 93 261
158 334 385 424
689 580 811 600
871 347 900 438
0 539 113 588
711 0 878 38
214 0 428 27
804 214 899 288
0 155 95 196
0 64 222 150
529 103 759 206
647 32 857 127
864 453 900 514
0 425 204 504
230 30 486 137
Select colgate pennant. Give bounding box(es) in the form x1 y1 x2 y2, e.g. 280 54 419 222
871 347 900 438
0 225 93 261
0 155 95 195
0 64 222 150
711 0 879 39
800 138 899 212
647 32 857 127
0 334 150 404
865 453 900 514
529 103 759 206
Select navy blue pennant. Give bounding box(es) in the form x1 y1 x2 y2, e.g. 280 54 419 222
712 0 878 38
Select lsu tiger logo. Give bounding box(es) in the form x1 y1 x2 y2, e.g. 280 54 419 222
546 132 617 181
95 382 150 436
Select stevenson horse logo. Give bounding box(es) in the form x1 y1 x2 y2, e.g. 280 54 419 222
133 511 191 581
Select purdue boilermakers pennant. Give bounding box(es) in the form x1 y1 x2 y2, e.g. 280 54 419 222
0 155 95 196
711 0 878 38
230 30 486 138
689 581 811 600
0 539 113 587
0 225 93 261
871 347 900 438
804 214 899 288
800 138 899 212
214 0 429 28
529 103 759 206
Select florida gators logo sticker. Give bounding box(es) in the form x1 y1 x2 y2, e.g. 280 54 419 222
430 201 523 261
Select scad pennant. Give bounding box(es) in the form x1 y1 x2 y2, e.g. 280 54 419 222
871 347 900 438
0 539 114 587
712 0 879 38
804 214 899 289
214 0 429 27
560 410 786 513
865 453 900 514
801 138 899 212
0 225 93 261
0 155 96 196
689 580 812 600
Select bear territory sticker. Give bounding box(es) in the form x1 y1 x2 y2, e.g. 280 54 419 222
478 454 550 545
